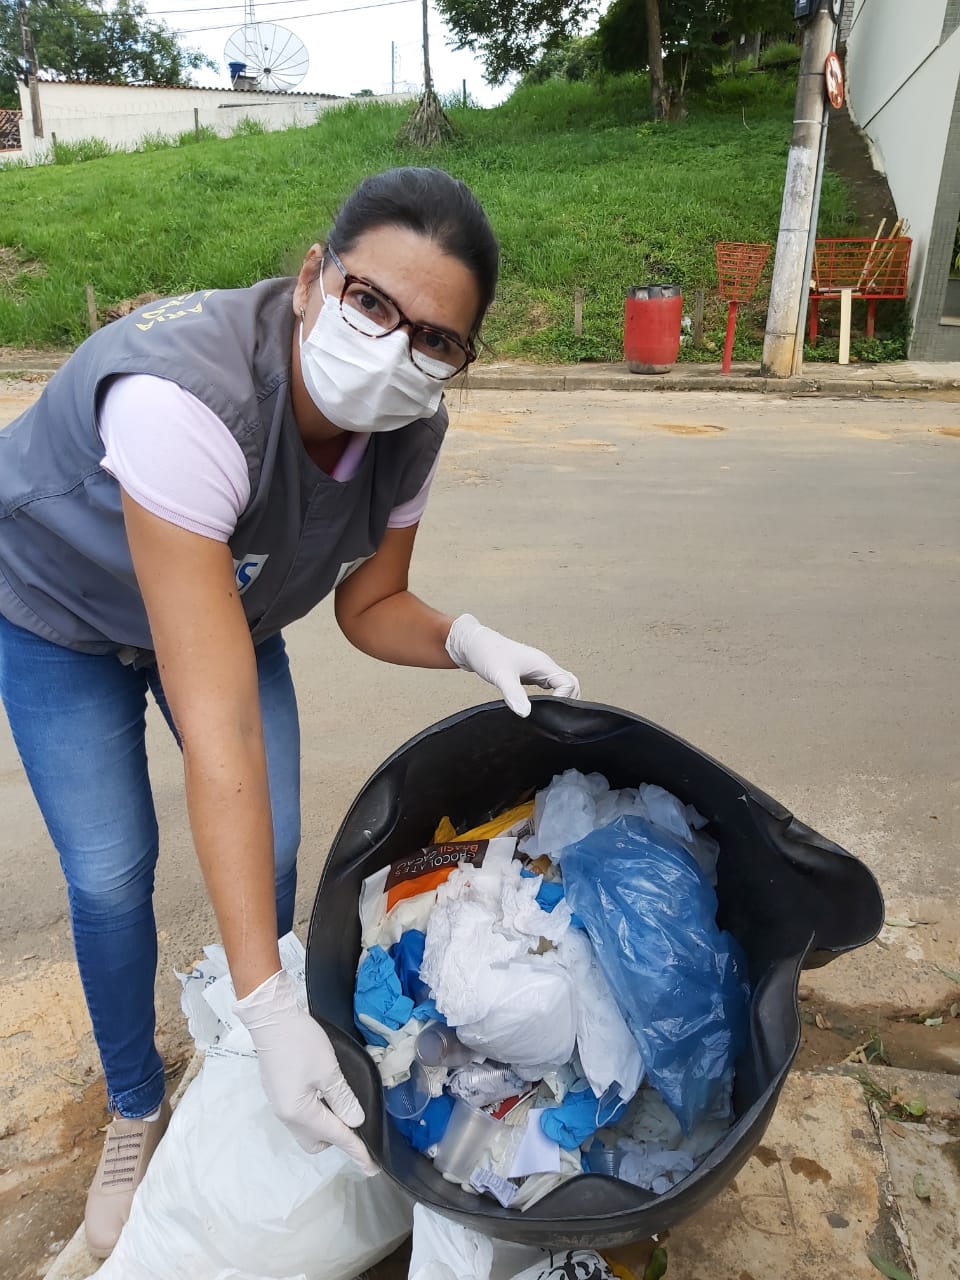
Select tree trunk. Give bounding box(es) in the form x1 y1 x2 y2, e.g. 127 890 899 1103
421 0 433 96
398 0 454 147
643 0 667 120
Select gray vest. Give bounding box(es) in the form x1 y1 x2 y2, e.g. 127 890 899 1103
0 279 446 660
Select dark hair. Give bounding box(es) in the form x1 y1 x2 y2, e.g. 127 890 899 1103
327 167 499 339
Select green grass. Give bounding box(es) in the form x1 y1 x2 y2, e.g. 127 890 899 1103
0 76 863 359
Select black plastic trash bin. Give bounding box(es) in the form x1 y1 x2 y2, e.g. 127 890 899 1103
306 699 883 1249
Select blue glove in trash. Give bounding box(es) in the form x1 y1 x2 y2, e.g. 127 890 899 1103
389 930 428 1001
354 946 414 1046
392 1092 454 1153
411 998 446 1024
560 816 750 1134
520 867 569 915
539 1087 602 1150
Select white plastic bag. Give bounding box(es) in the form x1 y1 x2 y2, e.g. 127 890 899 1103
407 1205 617 1280
94 1050 412 1280
519 770 719 883
557 928 643 1104
96 934 412 1280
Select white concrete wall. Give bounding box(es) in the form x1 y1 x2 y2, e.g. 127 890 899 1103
14 82 413 164
845 0 960 322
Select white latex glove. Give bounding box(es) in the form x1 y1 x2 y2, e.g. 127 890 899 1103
445 614 581 718
234 969 377 1174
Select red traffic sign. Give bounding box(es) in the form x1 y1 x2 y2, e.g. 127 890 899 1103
825 51 845 109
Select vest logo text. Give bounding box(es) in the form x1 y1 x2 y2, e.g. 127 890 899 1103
233 554 269 596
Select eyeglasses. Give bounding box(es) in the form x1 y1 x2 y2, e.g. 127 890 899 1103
325 247 475 380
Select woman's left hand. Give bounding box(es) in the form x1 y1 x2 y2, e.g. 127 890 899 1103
445 613 580 717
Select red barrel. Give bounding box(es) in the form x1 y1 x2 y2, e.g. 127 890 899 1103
624 284 683 374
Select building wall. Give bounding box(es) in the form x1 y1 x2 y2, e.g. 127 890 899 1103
14 82 412 165
845 0 960 357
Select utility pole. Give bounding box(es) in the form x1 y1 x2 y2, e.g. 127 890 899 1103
390 40 395 94
761 3 836 377
17 0 44 139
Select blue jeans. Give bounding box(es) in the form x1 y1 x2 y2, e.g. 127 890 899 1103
0 615 301 1118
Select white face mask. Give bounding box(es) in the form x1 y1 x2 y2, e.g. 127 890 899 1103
298 285 446 434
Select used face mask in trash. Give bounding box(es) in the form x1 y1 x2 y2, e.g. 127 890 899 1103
354 768 751 1212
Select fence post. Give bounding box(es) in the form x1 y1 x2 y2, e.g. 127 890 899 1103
194 107 200 141
85 284 99 334
692 287 705 348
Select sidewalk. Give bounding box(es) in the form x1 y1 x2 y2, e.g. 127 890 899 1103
4 351 960 398
45 1062 960 1280
460 358 960 398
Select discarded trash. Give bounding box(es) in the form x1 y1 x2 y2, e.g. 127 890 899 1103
383 1059 431 1120
557 927 644 1103
434 1099 505 1185
354 768 747 1209
417 1024 476 1068
520 770 719 884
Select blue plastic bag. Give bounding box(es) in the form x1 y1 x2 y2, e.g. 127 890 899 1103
560 816 750 1134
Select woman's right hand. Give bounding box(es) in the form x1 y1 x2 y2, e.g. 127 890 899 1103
235 969 378 1174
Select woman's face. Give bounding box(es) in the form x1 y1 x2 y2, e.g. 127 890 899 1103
294 224 482 352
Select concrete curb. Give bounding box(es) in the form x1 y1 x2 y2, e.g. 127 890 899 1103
3 356 960 398
43 1052 204 1280
456 365 960 398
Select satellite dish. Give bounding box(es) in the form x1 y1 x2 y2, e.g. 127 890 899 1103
224 21 309 92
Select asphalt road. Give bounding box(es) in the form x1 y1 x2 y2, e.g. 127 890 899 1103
2 386 959 1142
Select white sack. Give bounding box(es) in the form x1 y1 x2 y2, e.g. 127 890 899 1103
94 1051 412 1280
407 1205 614 1280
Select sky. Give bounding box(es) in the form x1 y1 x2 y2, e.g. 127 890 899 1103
140 0 517 106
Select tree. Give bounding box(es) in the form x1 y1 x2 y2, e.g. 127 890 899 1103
1 0 215 109
521 31 602 85
398 0 455 147
436 0 596 86
437 0 793 91
644 0 667 119
596 0 795 100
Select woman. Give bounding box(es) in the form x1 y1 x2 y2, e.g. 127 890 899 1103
0 167 579 1256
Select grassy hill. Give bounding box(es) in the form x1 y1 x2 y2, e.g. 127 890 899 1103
0 76 865 361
